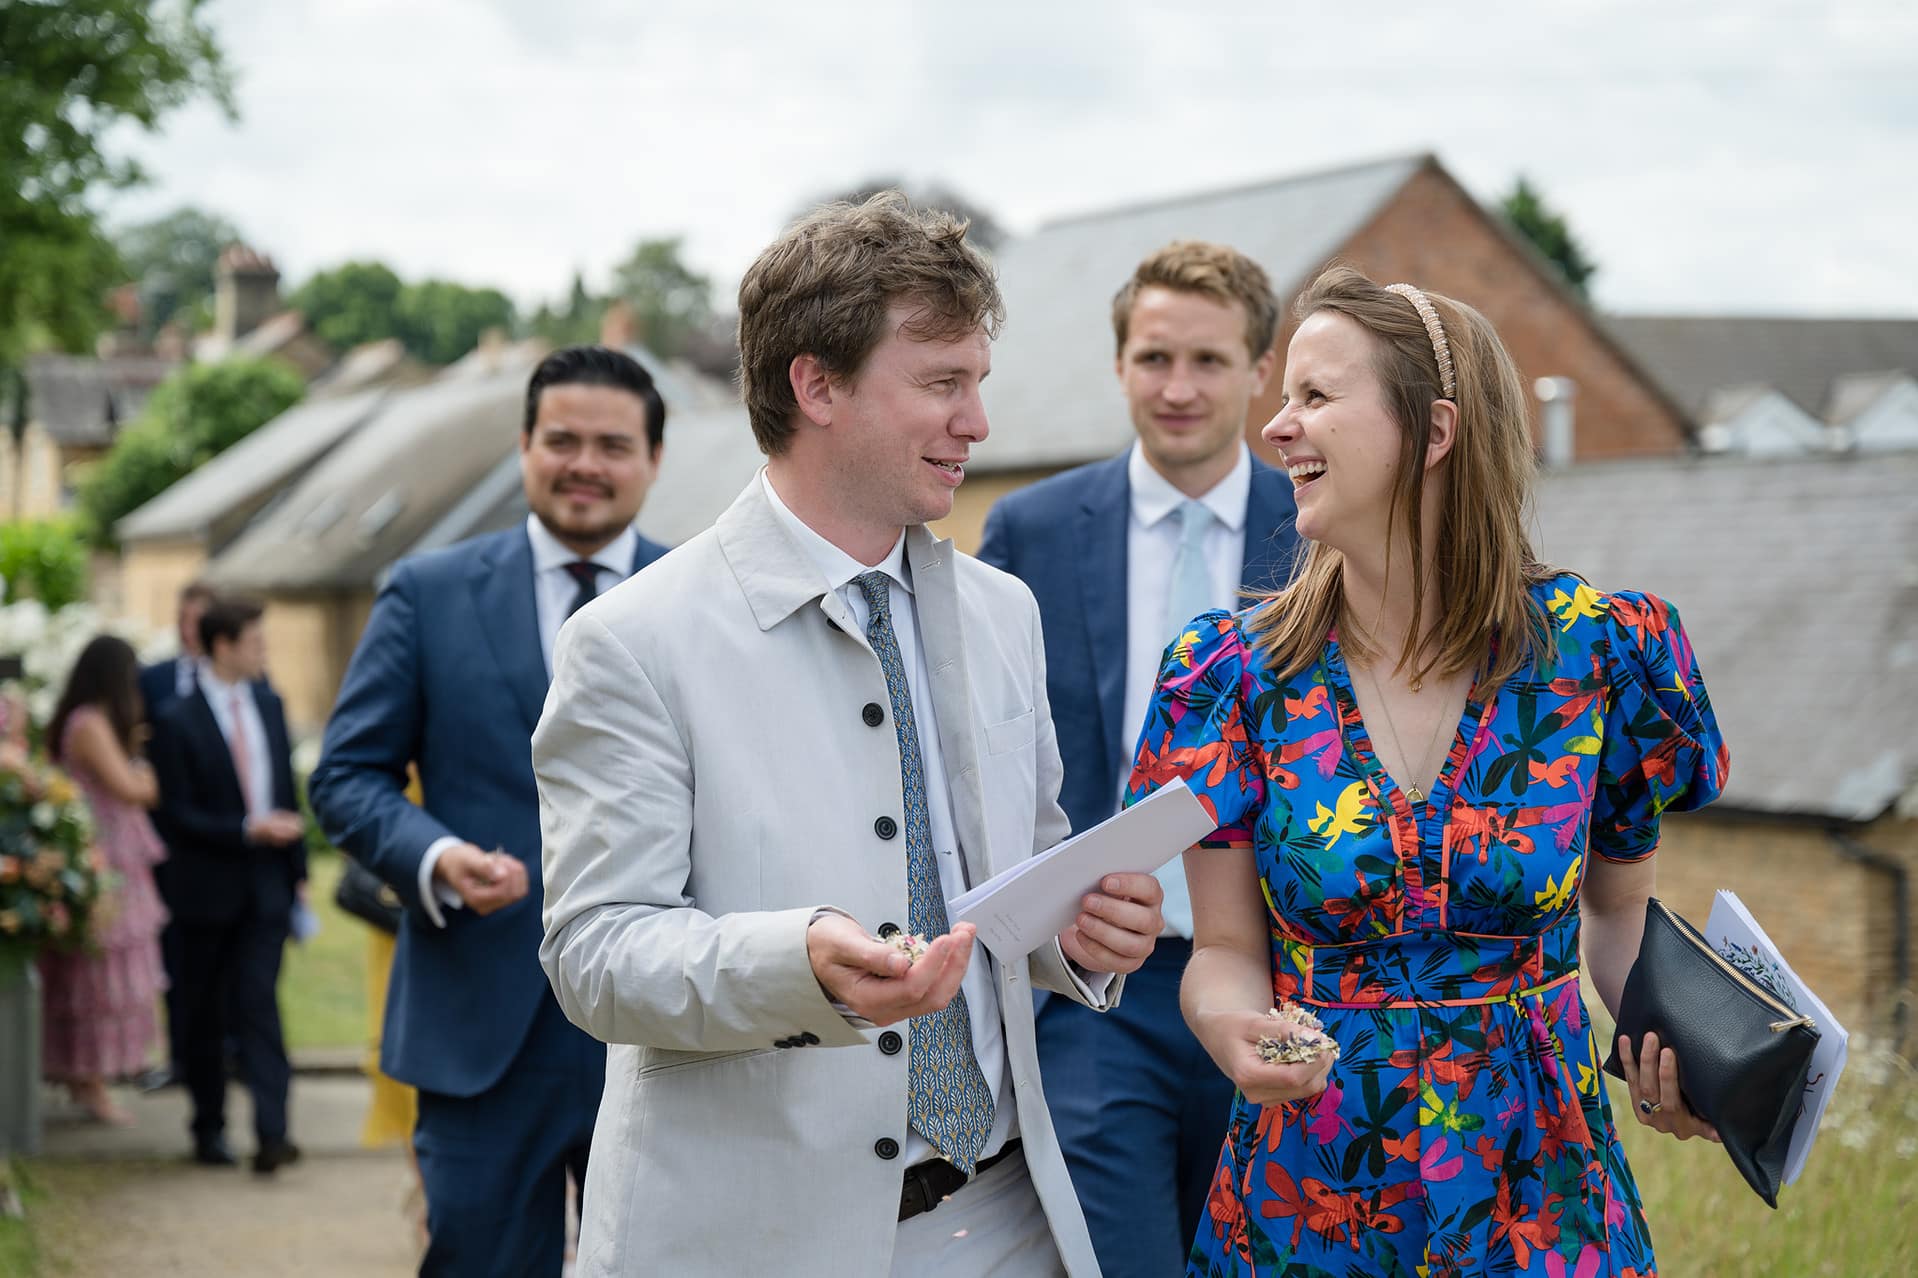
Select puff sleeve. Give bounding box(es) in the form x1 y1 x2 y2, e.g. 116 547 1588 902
1124 610 1265 848
1590 590 1730 862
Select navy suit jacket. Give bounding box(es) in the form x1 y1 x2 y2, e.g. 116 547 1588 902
149 683 305 928
308 525 669 1097
977 450 1300 838
138 658 188 723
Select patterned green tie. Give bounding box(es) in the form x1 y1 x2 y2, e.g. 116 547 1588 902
853 571 994 1173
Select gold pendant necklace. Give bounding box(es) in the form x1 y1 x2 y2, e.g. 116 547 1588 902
1358 660 1453 806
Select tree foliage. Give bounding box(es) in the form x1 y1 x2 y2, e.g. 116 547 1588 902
290 262 515 365
0 0 232 366
74 356 304 546
609 238 713 358
114 204 243 337
0 518 91 609
528 272 604 349
1500 177 1597 299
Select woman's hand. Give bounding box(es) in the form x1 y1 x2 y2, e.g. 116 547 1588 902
1618 1030 1721 1143
1197 1008 1336 1106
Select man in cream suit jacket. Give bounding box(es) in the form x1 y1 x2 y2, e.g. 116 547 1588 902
534 192 1165 1276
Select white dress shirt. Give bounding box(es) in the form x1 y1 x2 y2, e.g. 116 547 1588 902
173 655 198 699
761 470 1019 1167
199 665 275 822
417 516 642 926
1118 442 1250 937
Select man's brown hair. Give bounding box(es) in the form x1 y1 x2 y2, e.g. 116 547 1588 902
1110 241 1280 361
736 191 1004 456
198 594 265 657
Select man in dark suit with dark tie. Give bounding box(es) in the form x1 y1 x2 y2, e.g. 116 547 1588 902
150 594 308 1174
309 346 670 1276
976 241 1301 1276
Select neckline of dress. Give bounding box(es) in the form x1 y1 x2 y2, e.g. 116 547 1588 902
1321 631 1488 819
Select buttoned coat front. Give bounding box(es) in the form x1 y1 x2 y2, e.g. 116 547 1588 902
534 476 1112 1276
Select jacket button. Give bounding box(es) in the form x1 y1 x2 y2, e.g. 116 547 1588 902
878 1031 903 1055
875 1137 900 1160
877 922 901 939
875 816 898 840
862 702 885 727
800 1031 820 1045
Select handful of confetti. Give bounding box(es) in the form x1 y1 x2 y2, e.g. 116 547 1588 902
881 931 931 966
1255 1000 1341 1066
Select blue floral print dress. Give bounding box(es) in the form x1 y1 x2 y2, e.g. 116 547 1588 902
1126 575 1729 1278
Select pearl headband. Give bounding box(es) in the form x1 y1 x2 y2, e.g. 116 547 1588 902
1383 283 1457 400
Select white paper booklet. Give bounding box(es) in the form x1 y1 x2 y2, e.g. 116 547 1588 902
951 778 1215 962
1703 889 1849 1185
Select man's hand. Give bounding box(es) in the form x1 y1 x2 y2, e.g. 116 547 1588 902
432 842 529 915
1195 1007 1336 1106
1057 873 1164 975
244 810 307 847
806 913 975 1027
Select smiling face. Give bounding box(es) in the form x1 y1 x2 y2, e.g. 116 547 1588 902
520 382 661 556
819 302 992 536
1117 286 1274 494
1261 310 1408 553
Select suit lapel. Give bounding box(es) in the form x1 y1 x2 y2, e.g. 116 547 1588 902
183 688 246 807
1240 462 1301 595
909 529 991 889
1077 456 1132 773
471 529 550 735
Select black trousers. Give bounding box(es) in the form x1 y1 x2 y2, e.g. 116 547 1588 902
176 913 292 1147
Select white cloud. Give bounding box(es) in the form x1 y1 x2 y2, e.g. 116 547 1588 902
108 0 1918 315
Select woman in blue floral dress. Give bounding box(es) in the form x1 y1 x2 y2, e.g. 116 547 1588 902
1129 267 1729 1278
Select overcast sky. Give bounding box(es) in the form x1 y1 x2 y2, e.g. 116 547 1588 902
109 0 1917 318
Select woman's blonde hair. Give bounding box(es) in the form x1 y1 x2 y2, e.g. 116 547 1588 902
1248 265 1557 689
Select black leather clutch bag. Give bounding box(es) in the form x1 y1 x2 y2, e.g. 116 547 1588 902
332 855 403 935
1602 897 1819 1208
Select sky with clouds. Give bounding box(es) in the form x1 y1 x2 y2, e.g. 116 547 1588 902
108 0 1917 318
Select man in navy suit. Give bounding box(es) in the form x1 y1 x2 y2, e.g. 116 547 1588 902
139 579 215 1090
150 594 307 1174
977 241 1301 1276
310 346 670 1276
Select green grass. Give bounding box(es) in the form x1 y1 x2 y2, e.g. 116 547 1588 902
0 1159 43 1277
280 848 371 1054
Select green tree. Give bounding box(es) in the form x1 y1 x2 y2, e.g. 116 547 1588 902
0 0 232 367
0 518 91 609
396 279 517 365
289 260 405 352
610 238 713 358
114 204 243 337
530 271 605 348
1500 177 1597 299
74 356 304 546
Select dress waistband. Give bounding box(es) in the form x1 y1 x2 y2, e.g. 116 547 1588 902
1274 915 1581 1010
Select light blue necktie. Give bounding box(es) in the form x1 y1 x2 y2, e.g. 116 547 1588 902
1155 500 1216 936
854 572 995 1173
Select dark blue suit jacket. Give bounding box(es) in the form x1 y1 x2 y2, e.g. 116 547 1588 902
977 450 1300 838
308 525 669 1097
138 658 190 723
149 683 304 928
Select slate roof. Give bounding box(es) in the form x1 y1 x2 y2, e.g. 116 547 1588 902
1531 450 1918 822
1609 316 1918 423
24 353 180 448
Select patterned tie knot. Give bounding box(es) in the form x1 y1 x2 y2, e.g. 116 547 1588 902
853 570 893 623
564 560 602 590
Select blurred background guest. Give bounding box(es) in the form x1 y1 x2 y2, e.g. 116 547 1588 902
41 635 169 1125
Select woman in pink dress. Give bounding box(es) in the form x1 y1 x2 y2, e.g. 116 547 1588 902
41 635 168 1125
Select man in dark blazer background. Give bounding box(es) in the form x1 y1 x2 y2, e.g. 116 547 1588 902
977 241 1301 1277
150 594 307 1174
138 578 215 1090
309 346 671 1276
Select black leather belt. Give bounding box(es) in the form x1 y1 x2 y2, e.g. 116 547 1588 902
897 1139 1022 1222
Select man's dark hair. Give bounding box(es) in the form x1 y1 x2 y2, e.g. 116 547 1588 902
179 579 216 607
523 345 667 452
198 595 266 656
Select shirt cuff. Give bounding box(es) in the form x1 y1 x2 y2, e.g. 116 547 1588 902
1069 964 1117 1003
418 837 467 929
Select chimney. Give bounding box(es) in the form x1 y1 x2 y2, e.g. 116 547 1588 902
214 244 282 344
1535 377 1578 468
599 300 636 351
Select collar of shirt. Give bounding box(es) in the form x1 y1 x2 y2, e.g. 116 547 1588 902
524 513 639 580
1127 440 1252 532
197 664 248 704
759 470 913 601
